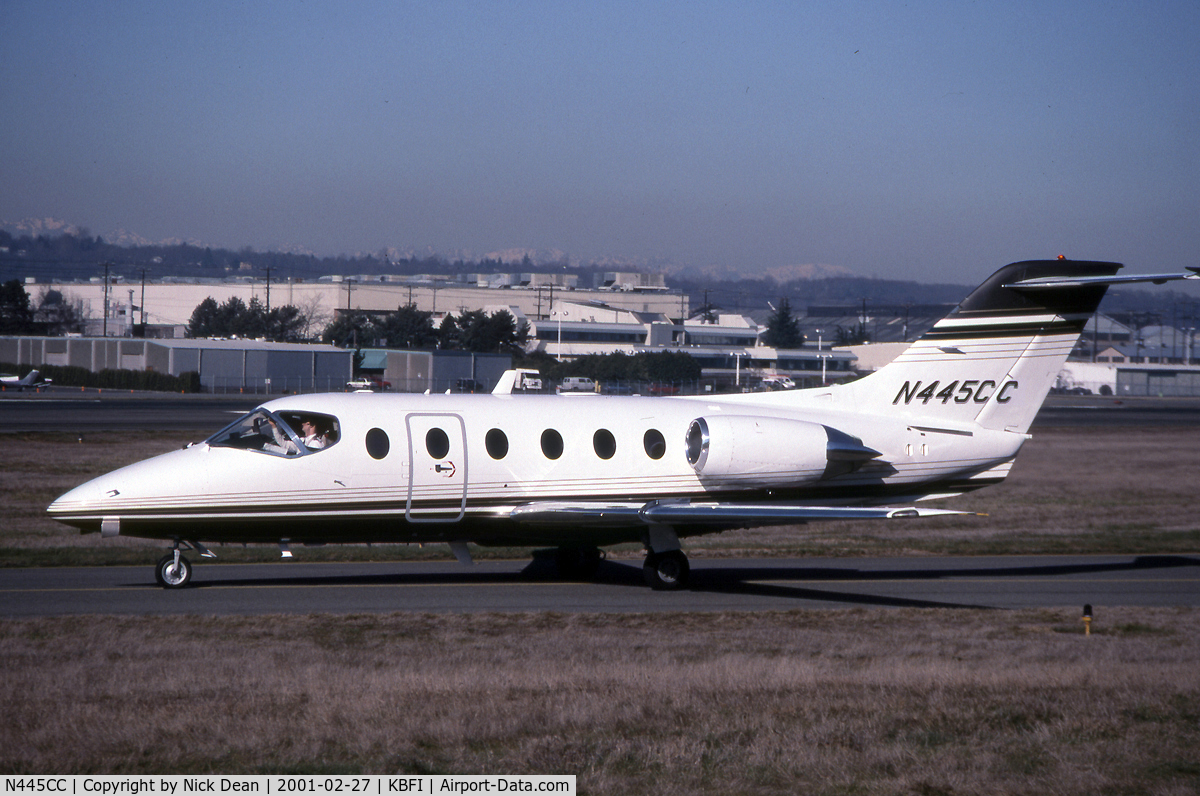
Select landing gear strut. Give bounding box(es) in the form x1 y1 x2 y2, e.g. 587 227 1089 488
643 549 690 590
155 545 193 589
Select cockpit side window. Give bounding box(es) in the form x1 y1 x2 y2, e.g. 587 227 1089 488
206 409 340 457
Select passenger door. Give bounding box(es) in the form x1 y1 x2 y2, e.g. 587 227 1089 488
405 413 467 522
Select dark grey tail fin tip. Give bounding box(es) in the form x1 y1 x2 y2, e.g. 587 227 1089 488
952 260 1122 318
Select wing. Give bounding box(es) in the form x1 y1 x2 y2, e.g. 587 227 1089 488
508 500 976 528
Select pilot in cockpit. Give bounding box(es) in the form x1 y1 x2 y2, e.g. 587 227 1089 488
266 415 328 455
298 417 328 450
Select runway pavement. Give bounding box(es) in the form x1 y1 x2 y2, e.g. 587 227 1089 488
3 554 1198 616
0 391 259 432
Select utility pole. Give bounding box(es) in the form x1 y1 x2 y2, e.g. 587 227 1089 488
139 268 147 326
102 262 111 337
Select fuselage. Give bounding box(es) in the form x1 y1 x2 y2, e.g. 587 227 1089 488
47 386 1023 548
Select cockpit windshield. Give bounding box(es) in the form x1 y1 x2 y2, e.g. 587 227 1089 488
206 408 340 457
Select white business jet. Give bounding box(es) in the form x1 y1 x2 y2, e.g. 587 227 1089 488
48 259 1199 589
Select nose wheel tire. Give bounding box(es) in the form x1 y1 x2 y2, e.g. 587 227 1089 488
155 553 193 589
643 550 689 590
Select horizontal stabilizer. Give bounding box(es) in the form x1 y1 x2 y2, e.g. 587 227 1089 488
1004 268 1200 290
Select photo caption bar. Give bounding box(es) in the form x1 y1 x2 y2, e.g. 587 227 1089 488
2 777 575 796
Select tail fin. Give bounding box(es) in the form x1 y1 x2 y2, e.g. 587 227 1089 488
847 260 1120 433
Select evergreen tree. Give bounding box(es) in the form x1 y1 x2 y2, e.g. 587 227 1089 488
187 297 221 337
378 303 437 348
188 295 307 341
322 312 381 348
0 280 35 334
762 297 803 348
265 305 305 342
437 309 529 353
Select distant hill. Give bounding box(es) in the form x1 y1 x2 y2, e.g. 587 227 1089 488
0 221 1188 317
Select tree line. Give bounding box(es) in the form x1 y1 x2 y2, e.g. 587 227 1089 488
1 279 84 335
187 296 530 355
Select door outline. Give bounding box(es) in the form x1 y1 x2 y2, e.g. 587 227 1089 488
405 412 467 522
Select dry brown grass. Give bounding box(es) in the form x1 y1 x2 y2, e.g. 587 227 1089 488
2 609 1198 793
0 431 194 550
4 427 1199 791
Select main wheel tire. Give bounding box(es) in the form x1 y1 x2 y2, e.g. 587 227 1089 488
643 550 690 590
155 553 193 589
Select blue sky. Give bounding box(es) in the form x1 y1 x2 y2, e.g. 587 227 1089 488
2 1 1197 283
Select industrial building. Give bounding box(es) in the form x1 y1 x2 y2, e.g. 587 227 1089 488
0 336 352 394
524 300 856 388
24 271 683 339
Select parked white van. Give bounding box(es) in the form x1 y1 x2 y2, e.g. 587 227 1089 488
559 376 596 392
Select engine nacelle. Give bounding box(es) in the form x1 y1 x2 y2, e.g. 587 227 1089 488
684 415 880 487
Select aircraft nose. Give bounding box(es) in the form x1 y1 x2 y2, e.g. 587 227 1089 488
47 445 204 532
47 471 121 532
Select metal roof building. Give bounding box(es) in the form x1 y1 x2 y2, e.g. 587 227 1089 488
1 336 352 394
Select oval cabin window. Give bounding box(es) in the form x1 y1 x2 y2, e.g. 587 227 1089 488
426 427 450 459
485 428 509 460
365 428 390 460
643 429 666 460
593 429 616 460
541 429 564 460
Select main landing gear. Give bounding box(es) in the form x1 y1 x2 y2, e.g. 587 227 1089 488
643 549 690 590
642 524 690 590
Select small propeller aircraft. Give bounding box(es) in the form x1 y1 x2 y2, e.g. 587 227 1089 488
1 369 51 391
48 259 1199 589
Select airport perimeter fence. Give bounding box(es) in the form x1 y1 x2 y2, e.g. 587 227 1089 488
202 375 351 395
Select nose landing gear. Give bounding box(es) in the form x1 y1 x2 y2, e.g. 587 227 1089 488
155 548 193 588
153 540 212 588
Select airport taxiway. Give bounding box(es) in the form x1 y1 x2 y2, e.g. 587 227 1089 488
3 555 1197 616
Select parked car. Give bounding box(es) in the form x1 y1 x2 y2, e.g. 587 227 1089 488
346 376 391 392
758 375 796 391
